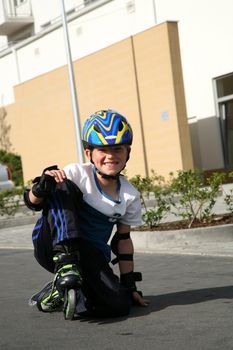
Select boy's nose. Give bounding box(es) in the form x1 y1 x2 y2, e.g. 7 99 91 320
105 149 114 156
106 152 114 158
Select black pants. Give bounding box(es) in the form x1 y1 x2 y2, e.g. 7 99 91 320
32 180 131 317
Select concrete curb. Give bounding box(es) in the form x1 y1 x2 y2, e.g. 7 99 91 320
0 213 40 229
1 213 233 257
132 224 233 246
131 224 233 256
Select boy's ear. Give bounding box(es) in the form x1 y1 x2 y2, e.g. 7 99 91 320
127 146 131 161
85 149 91 160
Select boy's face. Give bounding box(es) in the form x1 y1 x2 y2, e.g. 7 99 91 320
85 145 129 176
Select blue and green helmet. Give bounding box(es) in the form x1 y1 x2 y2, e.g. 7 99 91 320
82 110 133 149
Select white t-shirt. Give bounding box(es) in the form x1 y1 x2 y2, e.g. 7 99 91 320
63 163 142 261
64 162 142 227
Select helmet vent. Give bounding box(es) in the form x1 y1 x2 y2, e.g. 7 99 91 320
118 121 124 131
94 123 101 133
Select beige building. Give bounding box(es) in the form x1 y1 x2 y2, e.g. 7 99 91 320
4 21 193 182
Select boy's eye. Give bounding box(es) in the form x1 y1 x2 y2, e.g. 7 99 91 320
95 146 125 154
96 148 104 153
115 146 126 152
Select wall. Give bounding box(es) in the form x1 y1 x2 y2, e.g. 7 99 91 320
132 22 193 174
2 0 233 172
5 22 193 182
0 0 156 106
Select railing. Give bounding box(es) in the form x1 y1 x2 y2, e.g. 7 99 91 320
2 0 33 18
0 0 112 54
41 0 100 29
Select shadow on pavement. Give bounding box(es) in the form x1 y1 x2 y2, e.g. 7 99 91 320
132 285 233 316
75 285 233 325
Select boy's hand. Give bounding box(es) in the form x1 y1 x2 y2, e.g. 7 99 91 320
132 291 150 306
44 169 67 183
31 166 67 199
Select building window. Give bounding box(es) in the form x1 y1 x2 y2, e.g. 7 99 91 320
215 74 233 168
14 0 27 6
217 75 233 98
84 0 99 5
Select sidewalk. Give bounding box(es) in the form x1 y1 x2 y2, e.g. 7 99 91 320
0 212 233 257
0 185 233 256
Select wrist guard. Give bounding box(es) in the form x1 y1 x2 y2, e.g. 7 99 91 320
32 165 58 198
121 272 143 305
120 271 142 292
120 271 137 292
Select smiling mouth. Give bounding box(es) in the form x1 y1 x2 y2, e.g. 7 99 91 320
103 162 119 171
104 161 118 166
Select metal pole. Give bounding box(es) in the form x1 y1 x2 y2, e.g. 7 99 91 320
152 0 157 24
60 0 85 163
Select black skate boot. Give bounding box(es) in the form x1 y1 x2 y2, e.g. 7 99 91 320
36 249 82 320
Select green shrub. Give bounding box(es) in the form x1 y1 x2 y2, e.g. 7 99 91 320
168 170 225 227
130 170 171 228
130 169 226 229
0 187 25 216
223 172 233 213
0 150 23 186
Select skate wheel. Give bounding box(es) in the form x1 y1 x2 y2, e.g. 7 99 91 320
63 289 77 320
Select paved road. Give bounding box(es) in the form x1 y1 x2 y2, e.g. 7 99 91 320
1 223 233 349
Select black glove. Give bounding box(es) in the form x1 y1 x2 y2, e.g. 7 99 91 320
31 165 58 198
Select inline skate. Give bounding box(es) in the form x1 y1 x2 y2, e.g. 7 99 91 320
36 252 82 320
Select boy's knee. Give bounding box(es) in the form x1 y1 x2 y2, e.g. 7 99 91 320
109 290 131 317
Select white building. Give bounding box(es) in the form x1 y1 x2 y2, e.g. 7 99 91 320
0 0 233 172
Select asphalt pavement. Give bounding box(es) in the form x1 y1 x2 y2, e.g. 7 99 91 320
1 219 233 350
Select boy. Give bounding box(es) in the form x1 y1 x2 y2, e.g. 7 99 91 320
25 109 149 318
